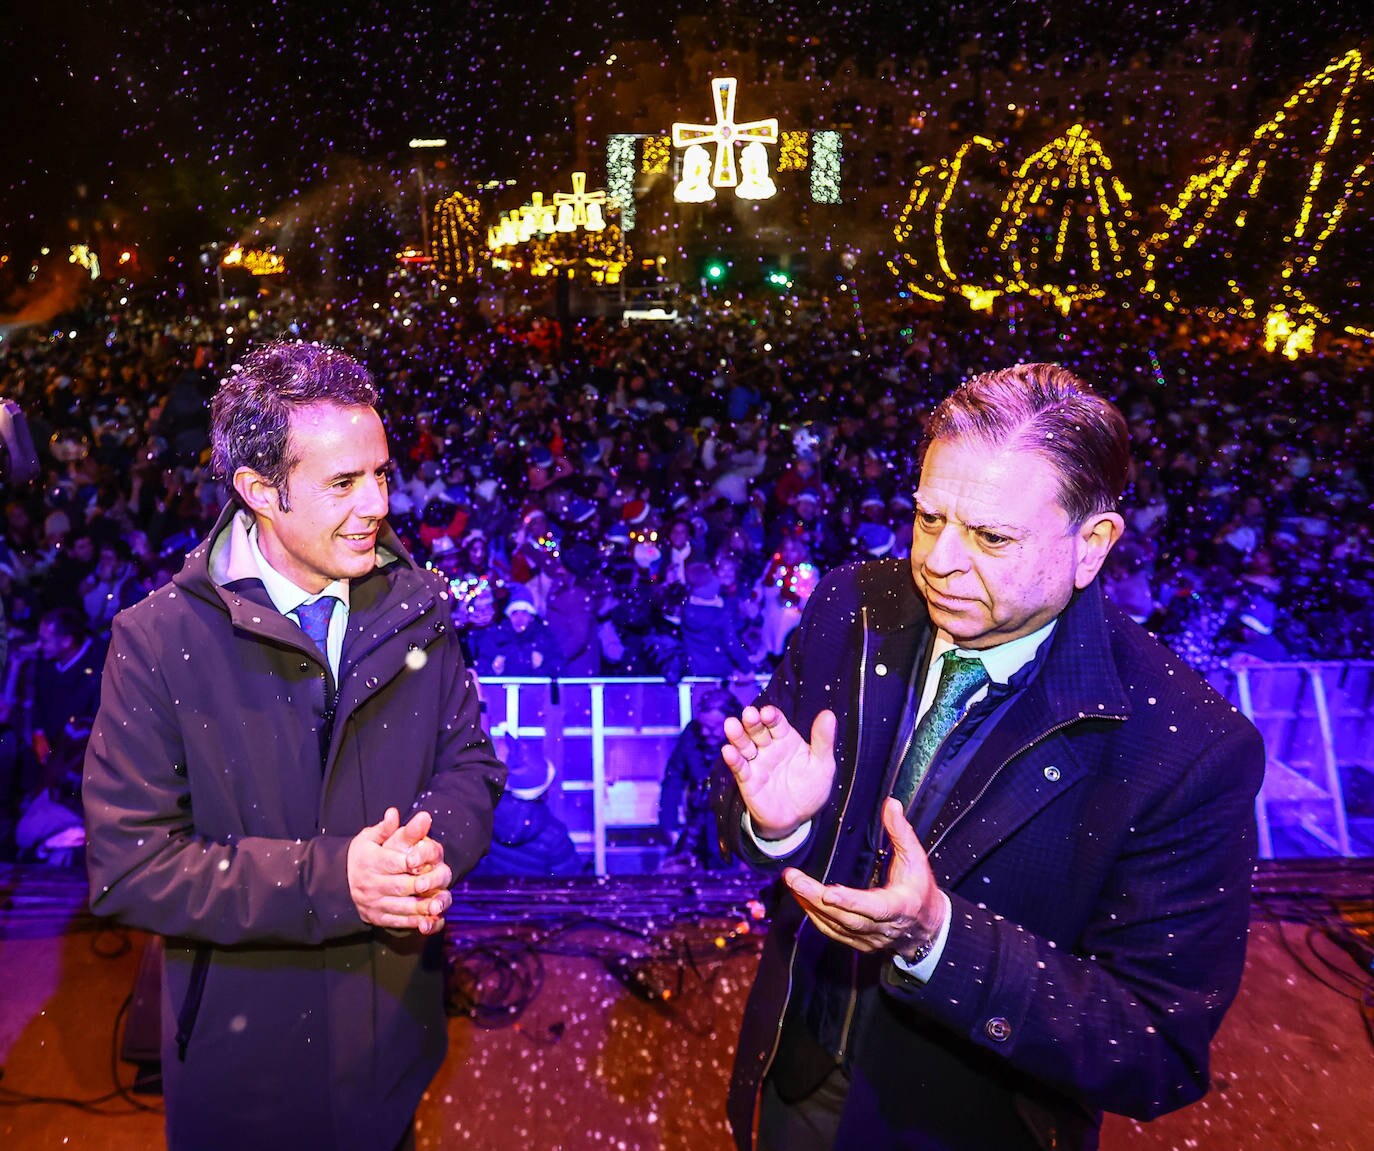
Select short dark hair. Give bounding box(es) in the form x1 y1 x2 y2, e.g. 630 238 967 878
210 341 378 509
922 363 1130 523
41 606 88 644
696 687 738 716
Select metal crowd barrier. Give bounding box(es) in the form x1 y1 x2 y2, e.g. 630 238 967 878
1225 661 1374 859
476 662 1374 873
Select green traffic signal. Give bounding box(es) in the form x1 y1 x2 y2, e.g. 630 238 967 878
704 259 727 282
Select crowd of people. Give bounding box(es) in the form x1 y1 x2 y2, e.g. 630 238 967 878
0 275 1370 859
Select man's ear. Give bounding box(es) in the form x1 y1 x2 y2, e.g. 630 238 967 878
233 467 280 518
1073 511 1125 590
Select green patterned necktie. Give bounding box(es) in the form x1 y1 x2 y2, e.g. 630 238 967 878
891 651 990 808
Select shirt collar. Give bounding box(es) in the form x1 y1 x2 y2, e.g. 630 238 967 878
246 524 350 616
931 617 1057 685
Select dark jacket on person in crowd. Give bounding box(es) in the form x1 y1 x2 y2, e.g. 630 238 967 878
720 560 1264 1151
83 502 505 1151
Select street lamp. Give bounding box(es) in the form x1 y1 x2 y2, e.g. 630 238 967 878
408 137 447 258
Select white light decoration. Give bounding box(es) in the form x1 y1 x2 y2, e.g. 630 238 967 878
517 192 556 241
811 131 842 203
672 76 778 199
553 171 608 231
606 135 637 231
736 142 777 199
675 144 716 203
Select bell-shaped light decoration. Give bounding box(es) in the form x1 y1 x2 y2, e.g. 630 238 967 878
735 142 777 200
556 202 576 232
675 144 716 203
584 201 606 231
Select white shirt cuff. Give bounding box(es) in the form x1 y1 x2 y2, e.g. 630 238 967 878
743 811 812 858
891 889 953 983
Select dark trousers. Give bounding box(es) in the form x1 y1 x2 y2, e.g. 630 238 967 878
758 1067 851 1151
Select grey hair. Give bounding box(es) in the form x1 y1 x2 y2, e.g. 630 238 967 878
922 363 1130 523
210 340 378 509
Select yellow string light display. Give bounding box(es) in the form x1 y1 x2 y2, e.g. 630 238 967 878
1143 48 1374 343
434 191 483 282
779 131 809 171
986 123 1137 311
641 136 671 174
888 136 1000 303
221 244 285 276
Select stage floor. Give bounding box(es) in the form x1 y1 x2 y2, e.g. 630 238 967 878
2 863 1372 1150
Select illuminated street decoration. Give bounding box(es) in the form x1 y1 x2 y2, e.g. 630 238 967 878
672 76 778 201
1264 305 1317 360
221 244 285 276
675 145 716 203
487 213 520 250
888 136 1001 303
525 219 628 284
736 143 777 199
554 171 607 232
986 123 1136 311
779 131 808 171
485 187 628 285
641 136 670 174
516 192 556 241
810 131 842 203
1144 48 1374 344
607 135 637 230
69 244 100 280
434 191 483 281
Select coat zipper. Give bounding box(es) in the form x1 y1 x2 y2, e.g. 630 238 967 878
758 606 874 1087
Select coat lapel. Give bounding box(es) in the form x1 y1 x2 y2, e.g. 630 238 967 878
925 583 1132 887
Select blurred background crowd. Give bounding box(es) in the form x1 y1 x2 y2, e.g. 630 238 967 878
0 281 1370 861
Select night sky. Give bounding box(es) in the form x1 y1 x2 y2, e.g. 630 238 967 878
5 0 1369 258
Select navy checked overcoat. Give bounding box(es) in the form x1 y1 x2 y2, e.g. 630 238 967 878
721 559 1264 1150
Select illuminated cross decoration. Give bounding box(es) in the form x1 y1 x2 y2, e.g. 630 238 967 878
554 171 608 231
672 77 779 191
517 192 556 241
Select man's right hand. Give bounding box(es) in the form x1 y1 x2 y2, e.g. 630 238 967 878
347 807 453 933
722 704 837 841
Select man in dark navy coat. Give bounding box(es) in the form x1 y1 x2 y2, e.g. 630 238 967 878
718 363 1265 1151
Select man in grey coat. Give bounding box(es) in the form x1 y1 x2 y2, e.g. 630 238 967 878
83 341 505 1151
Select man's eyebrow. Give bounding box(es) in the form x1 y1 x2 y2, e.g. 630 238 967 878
914 498 1023 534
323 460 393 485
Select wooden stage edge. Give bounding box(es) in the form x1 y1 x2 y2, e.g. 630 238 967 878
2 860 1372 1150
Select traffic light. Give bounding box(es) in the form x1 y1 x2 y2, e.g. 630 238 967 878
703 258 728 283
765 269 791 289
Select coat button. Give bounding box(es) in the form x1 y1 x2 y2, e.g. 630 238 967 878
366 676 379 689
1043 765 1061 782
875 662 888 676
985 1017 1012 1043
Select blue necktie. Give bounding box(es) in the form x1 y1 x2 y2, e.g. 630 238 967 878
892 651 989 808
296 596 337 652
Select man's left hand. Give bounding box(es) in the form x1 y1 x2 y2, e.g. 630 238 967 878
783 798 946 961
381 809 453 896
